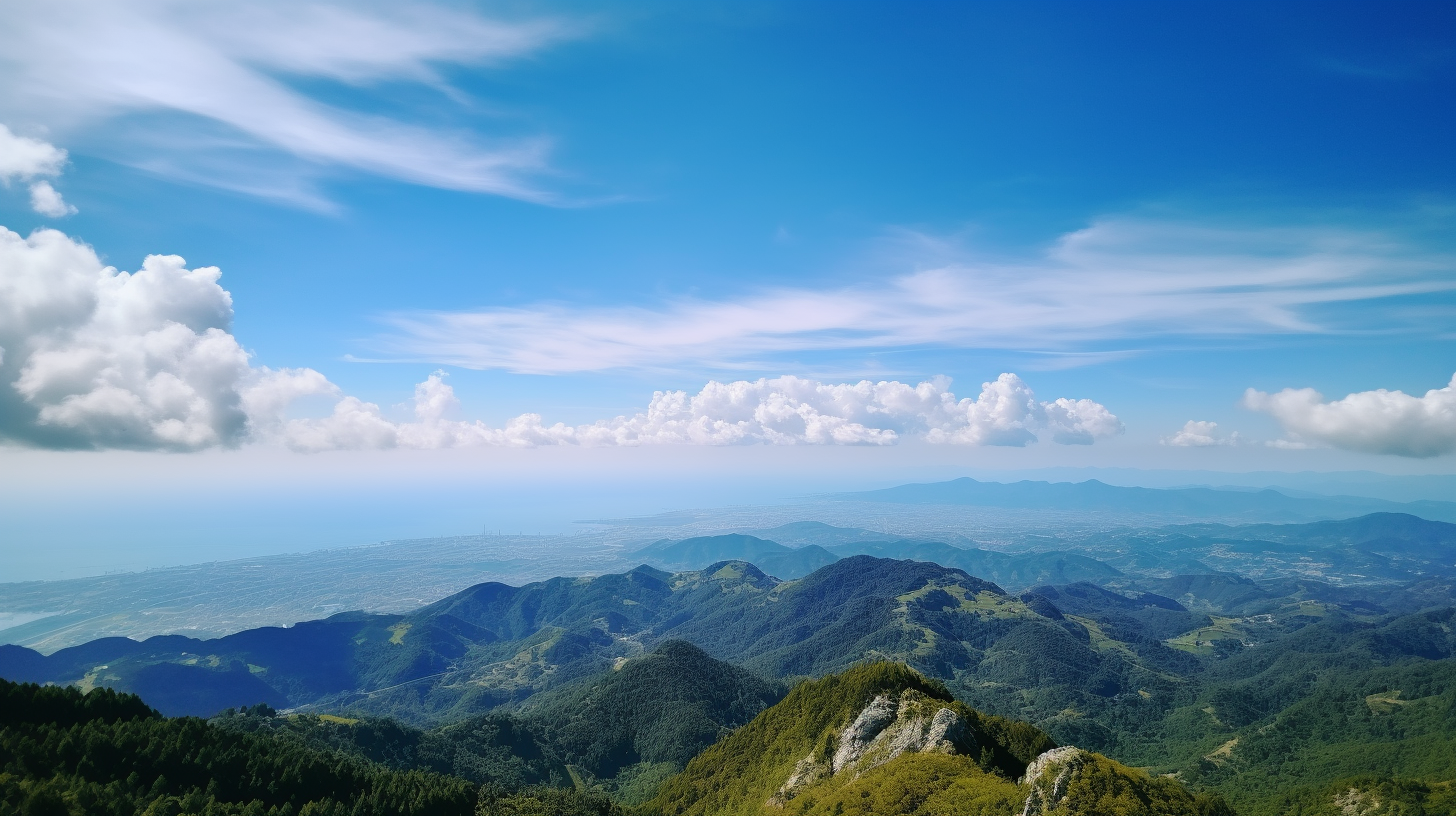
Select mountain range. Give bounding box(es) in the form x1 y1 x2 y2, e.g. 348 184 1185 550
8 476 1455 655
634 512 1456 591
835 477 1456 523
4 511 1456 814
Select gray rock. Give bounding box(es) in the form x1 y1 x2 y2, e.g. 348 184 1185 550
1018 746 1087 816
832 694 899 772
870 702 969 771
770 691 977 808
767 754 832 808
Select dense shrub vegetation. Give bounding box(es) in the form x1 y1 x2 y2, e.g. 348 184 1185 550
522 641 784 776
0 681 476 816
215 707 570 790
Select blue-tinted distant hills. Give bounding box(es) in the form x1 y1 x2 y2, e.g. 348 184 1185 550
833 477 1456 523
736 521 912 546
632 534 839 579
11 509 1455 720
632 532 1122 588
1169 511 1456 554
9 475 1452 655
633 511 1456 590
634 512 1456 592
1080 512 1456 589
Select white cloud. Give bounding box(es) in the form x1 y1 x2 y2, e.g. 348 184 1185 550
0 227 250 449
1161 420 1241 447
378 217 1456 373
28 181 75 217
0 123 67 180
267 371 1123 453
0 225 1122 453
0 124 77 216
0 1 577 207
0 227 373 451
1244 375 1456 458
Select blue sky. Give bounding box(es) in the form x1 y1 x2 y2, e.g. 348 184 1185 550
0 1 1454 574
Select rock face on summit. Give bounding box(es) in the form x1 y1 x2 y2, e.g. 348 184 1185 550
651 662 1227 816
1018 746 1088 816
831 693 970 773
771 690 973 807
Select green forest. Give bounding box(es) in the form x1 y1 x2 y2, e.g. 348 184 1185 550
6 641 1456 816
5 527 1456 816
0 681 477 816
2 665 1229 816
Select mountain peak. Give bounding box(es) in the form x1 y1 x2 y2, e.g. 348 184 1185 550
651 661 1230 816
803 554 1005 596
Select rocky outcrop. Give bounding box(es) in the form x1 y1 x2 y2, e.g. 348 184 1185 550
771 754 834 806
831 694 900 771
1333 787 1379 816
770 691 973 807
1018 746 1088 816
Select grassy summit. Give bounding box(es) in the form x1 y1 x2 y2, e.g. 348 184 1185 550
647 662 1229 816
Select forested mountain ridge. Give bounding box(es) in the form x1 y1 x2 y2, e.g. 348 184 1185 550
517 640 785 803
0 680 480 816
4 543 1454 733
0 557 1033 721
209 640 782 806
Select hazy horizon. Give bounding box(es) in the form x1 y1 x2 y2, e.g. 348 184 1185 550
4 461 1454 582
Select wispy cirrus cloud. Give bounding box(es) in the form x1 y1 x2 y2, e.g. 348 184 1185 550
0 1 581 208
376 216 1456 374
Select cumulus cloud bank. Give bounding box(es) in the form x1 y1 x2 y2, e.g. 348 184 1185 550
1244 375 1456 458
1161 420 1240 447
0 227 251 450
0 2 577 208
0 125 76 216
379 217 1456 373
0 226 1120 452
268 371 1123 453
